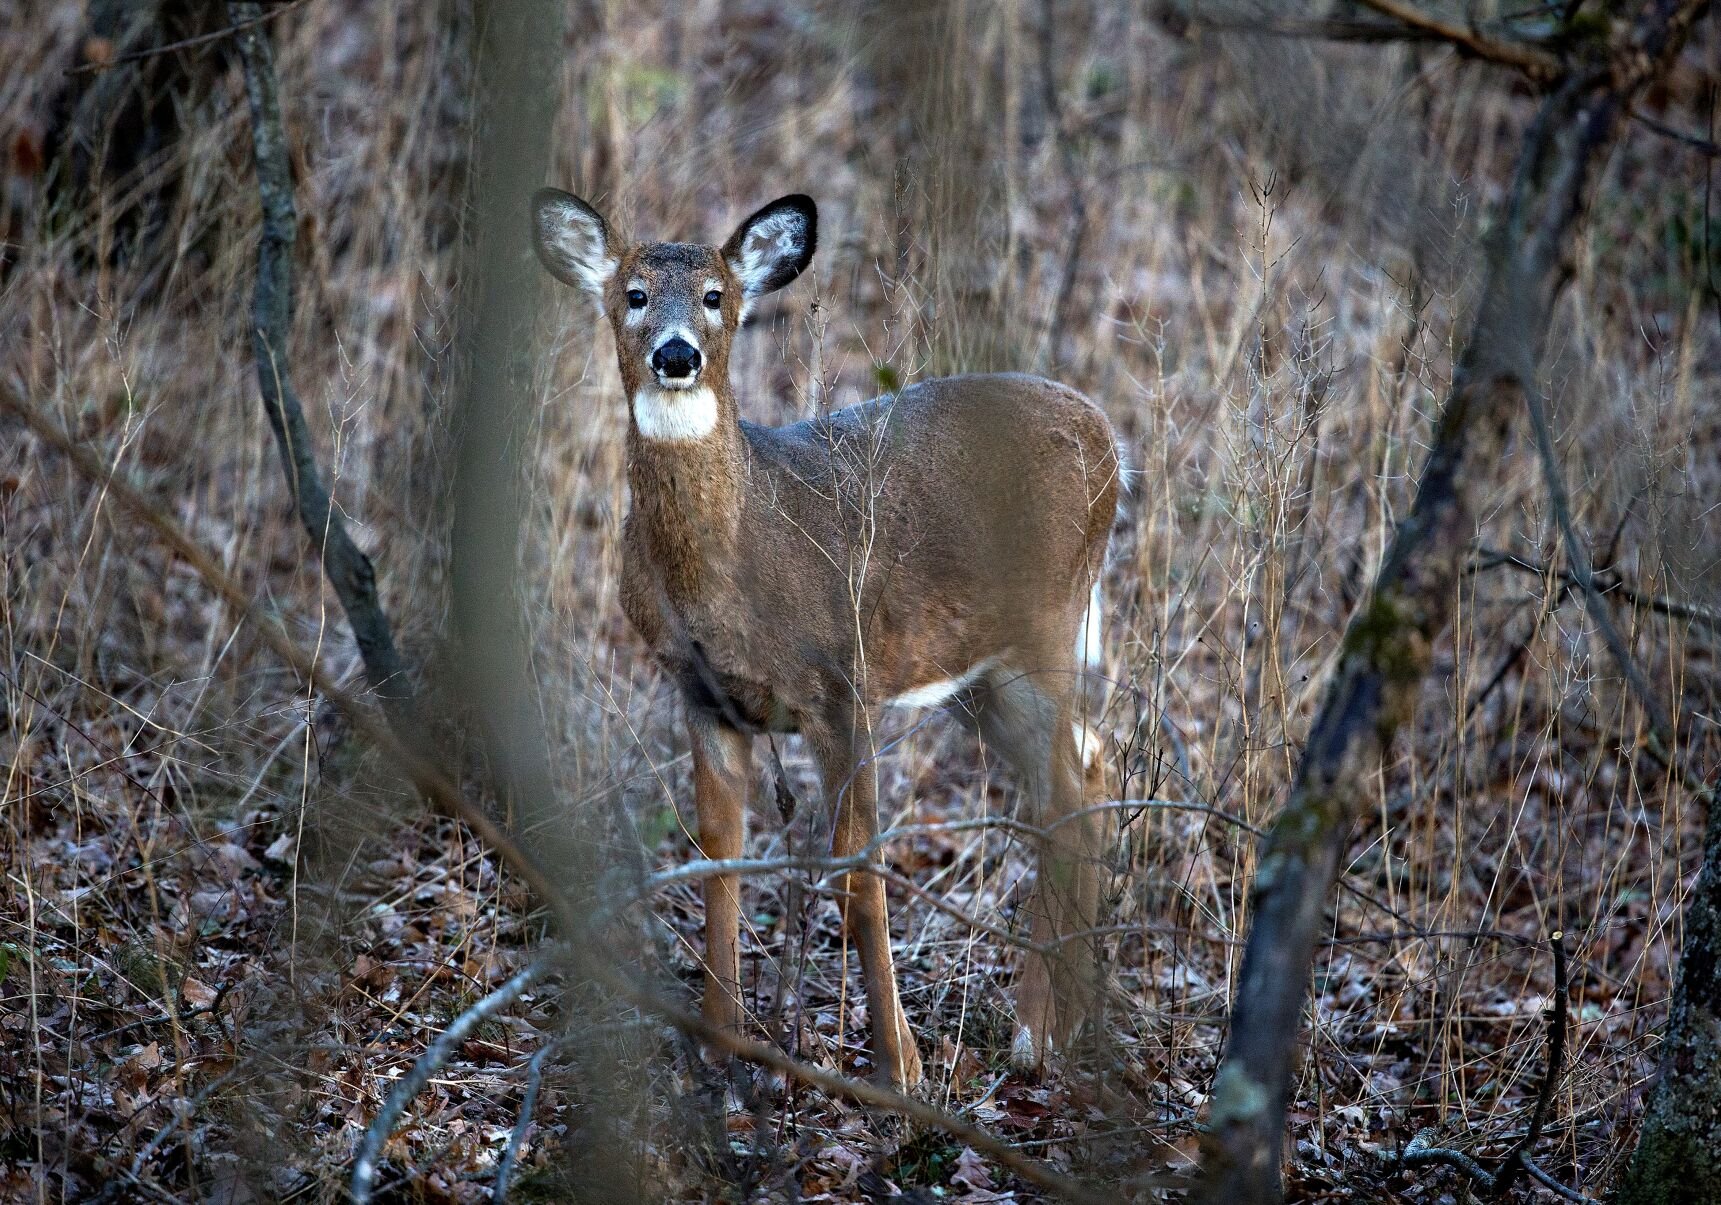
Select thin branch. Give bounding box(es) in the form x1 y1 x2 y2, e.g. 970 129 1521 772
1631 108 1721 156
229 1 416 725
1184 10 1492 47
494 1035 573 1203
1492 931 1570 1198
1522 385 1676 741
1353 0 1564 79
1380 933 1587 1201
352 958 552 1202
1522 1155 1599 1203
65 0 314 76
1476 543 1721 634
631 799 1230 895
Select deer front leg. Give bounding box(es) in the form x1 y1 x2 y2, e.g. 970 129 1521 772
813 720 923 1089
691 716 752 1037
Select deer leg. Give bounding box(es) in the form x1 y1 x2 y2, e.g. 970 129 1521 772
814 720 923 1089
978 667 1103 1073
691 716 751 1037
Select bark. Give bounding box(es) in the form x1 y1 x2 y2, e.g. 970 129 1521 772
1193 3 1710 1201
1616 786 1721 1205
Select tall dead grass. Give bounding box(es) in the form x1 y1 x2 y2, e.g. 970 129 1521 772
1 0 1717 1199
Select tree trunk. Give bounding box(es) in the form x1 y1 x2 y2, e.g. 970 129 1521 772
1616 787 1721 1204
450 0 566 829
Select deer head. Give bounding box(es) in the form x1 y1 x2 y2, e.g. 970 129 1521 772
532 190 815 439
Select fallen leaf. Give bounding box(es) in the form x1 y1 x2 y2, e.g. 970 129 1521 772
952 1146 993 1191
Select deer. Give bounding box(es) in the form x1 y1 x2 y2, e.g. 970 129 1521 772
531 188 1122 1088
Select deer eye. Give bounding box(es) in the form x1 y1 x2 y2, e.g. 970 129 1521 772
703 290 722 309
626 289 647 310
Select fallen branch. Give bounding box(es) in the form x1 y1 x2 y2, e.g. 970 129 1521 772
351 958 553 1202
1380 933 1588 1200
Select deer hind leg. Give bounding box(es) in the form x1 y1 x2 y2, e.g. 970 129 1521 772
812 718 923 1089
690 716 752 1037
975 663 1104 1074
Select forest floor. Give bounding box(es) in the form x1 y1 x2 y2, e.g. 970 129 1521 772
2 1 1719 1201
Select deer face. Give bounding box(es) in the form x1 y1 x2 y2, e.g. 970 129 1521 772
533 191 817 437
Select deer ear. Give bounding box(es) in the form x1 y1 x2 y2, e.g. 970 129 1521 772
533 188 620 304
722 195 816 305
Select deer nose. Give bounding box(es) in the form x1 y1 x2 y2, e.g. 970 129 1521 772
651 338 702 379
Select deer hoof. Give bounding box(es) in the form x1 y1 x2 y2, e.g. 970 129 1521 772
1010 1024 1046 1077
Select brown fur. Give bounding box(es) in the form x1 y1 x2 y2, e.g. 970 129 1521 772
535 191 1121 1085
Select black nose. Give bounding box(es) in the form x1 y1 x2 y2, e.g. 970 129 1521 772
651 338 702 379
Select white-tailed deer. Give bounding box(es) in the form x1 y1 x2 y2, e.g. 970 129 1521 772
533 188 1121 1086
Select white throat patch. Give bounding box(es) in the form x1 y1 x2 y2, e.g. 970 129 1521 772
633 385 720 442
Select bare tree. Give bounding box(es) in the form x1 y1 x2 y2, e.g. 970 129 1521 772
1192 3 1711 1200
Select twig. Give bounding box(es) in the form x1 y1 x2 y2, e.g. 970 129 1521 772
1522 1155 1598 1202
494 1036 574 1203
1522 384 1679 746
1380 933 1587 1201
1353 0 1564 79
229 1 416 725
1631 108 1721 156
91 979 236 1044
64 0 314 76
1182 11 1466 46
351 958 552 1203
1475 544 1721 634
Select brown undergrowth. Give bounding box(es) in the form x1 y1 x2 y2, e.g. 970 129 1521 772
1 1 1718 1200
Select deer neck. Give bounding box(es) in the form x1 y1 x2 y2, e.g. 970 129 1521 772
624 380 748 602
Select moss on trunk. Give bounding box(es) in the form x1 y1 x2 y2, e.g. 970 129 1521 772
1616 791 1721 1205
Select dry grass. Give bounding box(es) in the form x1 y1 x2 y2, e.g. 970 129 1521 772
1 0 1718 1200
